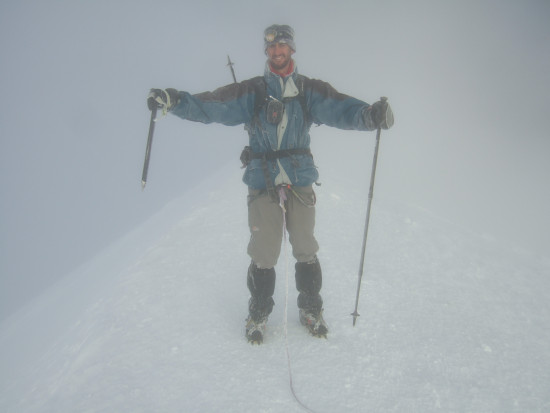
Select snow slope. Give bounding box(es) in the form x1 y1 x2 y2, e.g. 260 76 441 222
1 157 549 412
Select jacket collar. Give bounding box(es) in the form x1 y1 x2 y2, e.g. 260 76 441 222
268 59 294 77
264 60 298 96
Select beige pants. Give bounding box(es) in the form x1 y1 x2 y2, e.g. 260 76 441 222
247 185 319 269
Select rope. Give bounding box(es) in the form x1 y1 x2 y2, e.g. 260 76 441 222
278 186 318 413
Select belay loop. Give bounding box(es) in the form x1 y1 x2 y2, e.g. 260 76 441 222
278 185 288 212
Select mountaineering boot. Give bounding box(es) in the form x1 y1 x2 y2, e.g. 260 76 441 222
299 309 328 338
295 257 328 337
245 262 275 344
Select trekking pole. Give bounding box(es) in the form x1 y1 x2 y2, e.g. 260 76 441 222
351 97 387 326
227 55 237 83
141 105 157 190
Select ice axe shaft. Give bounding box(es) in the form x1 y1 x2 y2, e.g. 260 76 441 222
141 105 157 190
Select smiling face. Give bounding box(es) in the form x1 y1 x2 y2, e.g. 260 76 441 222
266 42 294 75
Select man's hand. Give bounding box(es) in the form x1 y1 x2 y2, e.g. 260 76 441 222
147 88 180 113
364 97 394 130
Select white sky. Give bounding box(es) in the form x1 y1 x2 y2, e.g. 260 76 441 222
1 0 549 319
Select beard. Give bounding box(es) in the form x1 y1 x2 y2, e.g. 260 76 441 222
269 54 293 73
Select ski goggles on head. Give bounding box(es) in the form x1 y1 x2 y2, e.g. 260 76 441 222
264 24 296 51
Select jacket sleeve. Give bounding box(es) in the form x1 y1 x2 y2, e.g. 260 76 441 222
170 81 257 126
305 79 373 131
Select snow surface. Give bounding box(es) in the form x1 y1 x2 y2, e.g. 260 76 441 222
1 148 549 412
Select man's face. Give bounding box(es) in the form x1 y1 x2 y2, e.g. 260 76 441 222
266 42 294 73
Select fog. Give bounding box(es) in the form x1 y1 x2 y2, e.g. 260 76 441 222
1 0 549 321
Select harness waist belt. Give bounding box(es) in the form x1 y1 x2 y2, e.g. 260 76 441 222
250 148 312 161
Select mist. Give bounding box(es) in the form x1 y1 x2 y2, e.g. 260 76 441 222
1 0 549 320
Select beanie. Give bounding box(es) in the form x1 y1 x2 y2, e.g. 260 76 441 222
264 24 296 52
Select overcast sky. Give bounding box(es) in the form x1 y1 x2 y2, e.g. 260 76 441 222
1 0 549 320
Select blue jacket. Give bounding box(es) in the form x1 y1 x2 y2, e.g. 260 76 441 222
170 62 373 189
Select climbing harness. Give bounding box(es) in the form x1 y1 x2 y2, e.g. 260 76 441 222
240 147 314 203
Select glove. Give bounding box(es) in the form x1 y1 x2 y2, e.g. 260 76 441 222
363 97 394 130
147 88 180 113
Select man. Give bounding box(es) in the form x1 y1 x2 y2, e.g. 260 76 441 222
148 24 394 344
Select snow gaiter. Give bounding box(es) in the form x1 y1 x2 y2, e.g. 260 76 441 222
247 262 276 322
295 257 323 314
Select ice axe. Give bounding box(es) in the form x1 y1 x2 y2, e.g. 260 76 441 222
142 56 236 190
